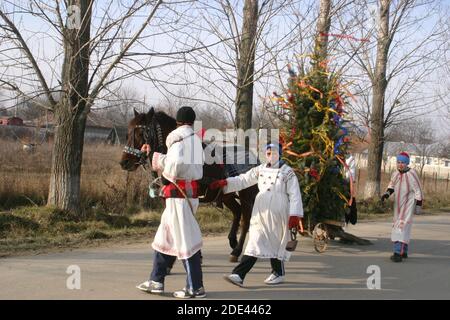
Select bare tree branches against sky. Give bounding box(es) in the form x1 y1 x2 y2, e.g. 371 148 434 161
0 0 448 132
339 0 449 134
0 0 211 107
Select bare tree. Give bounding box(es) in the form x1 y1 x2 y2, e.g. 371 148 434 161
340 0 447 199
235 0 259 131
13 96 51 120
315 0 332 61
410 133 436 179
438 140 450 159
364 0 390 199
160 0 304 128
387 119 435 177
0 0 200 213
440 13 450 122
263 0 370 127
95 87 146 127
197 104 232 129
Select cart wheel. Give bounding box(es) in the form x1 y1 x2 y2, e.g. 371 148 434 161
313 223 328 253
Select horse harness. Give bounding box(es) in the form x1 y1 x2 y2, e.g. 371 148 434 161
123 117 164 169
123 117 228 209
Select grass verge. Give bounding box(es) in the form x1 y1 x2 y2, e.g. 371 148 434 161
0 205 233 257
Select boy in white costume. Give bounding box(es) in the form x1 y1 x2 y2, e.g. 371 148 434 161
210 143 303 286
381 152 423 262
136 106 206 298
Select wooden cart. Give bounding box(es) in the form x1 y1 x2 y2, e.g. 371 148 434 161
302 219 370 253
311 219 344 253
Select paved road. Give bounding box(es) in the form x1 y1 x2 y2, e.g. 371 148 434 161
1 213 449 300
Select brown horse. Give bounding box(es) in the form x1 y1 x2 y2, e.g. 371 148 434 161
119 108 257 262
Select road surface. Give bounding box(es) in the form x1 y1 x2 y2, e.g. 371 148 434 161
1 213 449 300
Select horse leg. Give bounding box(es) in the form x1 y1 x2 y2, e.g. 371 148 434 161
222 194 241 258
229 189 253 262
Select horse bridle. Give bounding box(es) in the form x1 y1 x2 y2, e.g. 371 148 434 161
123 117 165 168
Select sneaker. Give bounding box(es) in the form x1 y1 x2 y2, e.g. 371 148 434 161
390 253 403 263
223 274 244 287
264 273 285 285
173 287 206 299
136 280 164 294
264 273 276 284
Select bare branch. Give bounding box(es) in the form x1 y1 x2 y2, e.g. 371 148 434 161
0 8 57 107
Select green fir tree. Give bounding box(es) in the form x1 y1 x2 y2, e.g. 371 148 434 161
274 55 353 229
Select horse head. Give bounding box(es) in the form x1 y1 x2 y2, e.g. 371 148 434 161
120 107 256 262
120 107 176 171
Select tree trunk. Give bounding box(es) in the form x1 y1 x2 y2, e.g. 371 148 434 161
235 0 258 131
47 0 92 213
48 109 87 212
364 0 390 199
315 0 332 62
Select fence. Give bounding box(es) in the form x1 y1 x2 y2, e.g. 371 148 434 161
354 168 450 199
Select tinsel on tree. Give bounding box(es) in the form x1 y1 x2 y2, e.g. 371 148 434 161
273 55 354 228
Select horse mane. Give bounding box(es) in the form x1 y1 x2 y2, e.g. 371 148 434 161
153 111 177 129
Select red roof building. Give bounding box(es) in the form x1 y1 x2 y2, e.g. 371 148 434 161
0 117 23 126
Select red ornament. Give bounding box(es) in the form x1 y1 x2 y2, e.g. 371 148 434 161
310 168 320 181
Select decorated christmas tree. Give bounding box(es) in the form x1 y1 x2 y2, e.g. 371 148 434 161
273 54 355 233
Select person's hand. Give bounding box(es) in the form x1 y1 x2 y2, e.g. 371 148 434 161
141 144 151 155
381 193 390 202
397 220 405 230
209 179 227 189
288 216 300 229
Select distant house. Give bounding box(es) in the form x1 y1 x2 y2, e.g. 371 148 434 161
28 112 128 145
0 116 23 126
107 126 128 145
354 141 450 179
0 124 49 143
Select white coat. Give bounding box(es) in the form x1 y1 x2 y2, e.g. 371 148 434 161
388 168 423 244
223 162 303 261
151 125 204 259
345 154 356 183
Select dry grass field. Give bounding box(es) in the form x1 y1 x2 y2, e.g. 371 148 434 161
1 139 448 212
0 140 152 213
0 139 234 255
0 139 448 255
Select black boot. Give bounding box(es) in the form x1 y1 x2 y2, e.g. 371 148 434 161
390 253 403 262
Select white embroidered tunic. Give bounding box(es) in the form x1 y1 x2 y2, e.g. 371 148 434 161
223 163 303 261
388 168 423 244
150 125 204 259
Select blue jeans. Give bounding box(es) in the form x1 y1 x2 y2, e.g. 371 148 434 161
150 250 203 291
393 241 409 255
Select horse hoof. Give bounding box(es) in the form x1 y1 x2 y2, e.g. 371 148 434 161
229 255 238 263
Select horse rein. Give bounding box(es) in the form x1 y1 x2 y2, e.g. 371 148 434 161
123 118 165 169
124 117 224 206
